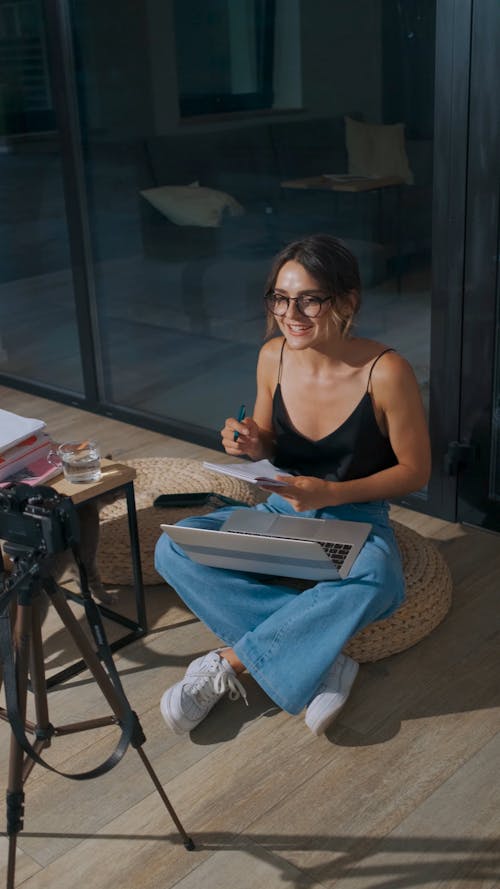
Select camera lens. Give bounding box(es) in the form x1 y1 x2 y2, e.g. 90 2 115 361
0 492 14 511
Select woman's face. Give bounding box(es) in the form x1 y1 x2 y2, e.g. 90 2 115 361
271 260 335 350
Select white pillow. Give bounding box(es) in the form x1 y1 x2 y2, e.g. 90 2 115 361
345 117 414 184
140 183 244 228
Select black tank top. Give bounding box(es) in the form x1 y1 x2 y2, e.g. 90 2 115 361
272 342 398 481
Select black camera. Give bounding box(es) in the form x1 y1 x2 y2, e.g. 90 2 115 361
0 483 79 556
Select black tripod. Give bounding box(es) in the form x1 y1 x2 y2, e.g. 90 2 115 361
0 544 194 889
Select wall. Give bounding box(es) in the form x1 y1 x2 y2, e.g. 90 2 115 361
146 0 179 135
73 0 155 138
73 0 383 138
300 0 382 120
147 0 383 134
273 0 301 109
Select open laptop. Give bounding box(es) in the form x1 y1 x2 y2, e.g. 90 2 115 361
160 510 371 580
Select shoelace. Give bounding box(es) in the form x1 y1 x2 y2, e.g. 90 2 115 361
187 667 248 707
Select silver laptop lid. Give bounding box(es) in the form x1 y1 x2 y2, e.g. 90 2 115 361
161 510 371 581
160 523 341 580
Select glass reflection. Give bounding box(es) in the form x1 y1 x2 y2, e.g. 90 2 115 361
70 0 435 437
0 0 83 391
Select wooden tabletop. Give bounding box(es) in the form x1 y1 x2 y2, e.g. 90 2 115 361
50 459 136 505
281 174 405 192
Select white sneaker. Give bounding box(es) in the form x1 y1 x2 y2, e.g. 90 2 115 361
305 653 359 736
160 650 248 734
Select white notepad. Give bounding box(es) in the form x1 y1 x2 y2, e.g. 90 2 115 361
202 459 292 487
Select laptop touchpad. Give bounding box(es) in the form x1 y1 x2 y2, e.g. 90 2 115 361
222 510 277 534
271 516 326 538
222 511 327 539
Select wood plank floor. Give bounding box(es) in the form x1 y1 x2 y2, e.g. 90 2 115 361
1 384 499 889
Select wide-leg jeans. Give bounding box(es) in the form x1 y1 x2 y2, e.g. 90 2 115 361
154 494 405 714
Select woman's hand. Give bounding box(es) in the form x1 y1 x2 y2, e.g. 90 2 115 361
221 416 268 460
260 475 340 511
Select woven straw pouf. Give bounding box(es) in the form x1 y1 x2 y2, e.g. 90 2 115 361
344 521 452 662
97 457 266 586
96 457 452 662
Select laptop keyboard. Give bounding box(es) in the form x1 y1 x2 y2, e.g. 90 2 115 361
226 530 353 570
319 540 353 568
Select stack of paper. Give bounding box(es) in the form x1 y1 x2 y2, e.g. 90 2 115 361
0 409 61 485
0 409 46 451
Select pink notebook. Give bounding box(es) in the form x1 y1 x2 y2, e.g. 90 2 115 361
0 454 62 488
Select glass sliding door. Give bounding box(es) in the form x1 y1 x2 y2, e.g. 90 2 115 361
4 0 492 533
68 0 267 440
68 0 438 452
0 0 83 392
455 0 500 531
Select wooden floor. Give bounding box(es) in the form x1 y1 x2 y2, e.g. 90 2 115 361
1 384 499 889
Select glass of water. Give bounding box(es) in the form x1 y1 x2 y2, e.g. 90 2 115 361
50 440 102 484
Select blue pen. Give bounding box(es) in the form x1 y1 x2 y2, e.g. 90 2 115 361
234 404 246 441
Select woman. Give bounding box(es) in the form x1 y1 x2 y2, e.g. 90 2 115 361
154 234 431 736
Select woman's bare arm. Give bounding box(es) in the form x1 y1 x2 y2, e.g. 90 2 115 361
334 351 431 501
220 339 281 460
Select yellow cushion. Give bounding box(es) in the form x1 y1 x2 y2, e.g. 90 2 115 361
140 183 244 228
345 117 414 184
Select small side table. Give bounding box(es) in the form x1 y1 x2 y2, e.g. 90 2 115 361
280 174 405 289
280 174 404 193
48 459 146 686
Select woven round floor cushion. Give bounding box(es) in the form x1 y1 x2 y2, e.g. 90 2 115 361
97 457 452 662
97 457 266 585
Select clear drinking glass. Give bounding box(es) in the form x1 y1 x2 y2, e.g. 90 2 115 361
49 440 101 484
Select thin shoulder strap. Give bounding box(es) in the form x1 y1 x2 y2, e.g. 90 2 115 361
366 348 395 390
277 338 286 385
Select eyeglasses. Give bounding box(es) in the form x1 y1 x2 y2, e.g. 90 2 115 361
265 291 331 318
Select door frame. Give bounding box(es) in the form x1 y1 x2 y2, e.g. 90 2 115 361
455 0 500 531
398 0 472 522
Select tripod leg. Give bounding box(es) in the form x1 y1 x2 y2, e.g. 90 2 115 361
135 747 195 850
5 603 32 889
21 595 55 783
47 581 128 712
0 598 16 703
46 582 195 850
29 595 50 733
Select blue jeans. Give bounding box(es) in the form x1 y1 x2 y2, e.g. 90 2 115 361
154 494 405 714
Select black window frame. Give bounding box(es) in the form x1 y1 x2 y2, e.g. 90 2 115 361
174 0 276 118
